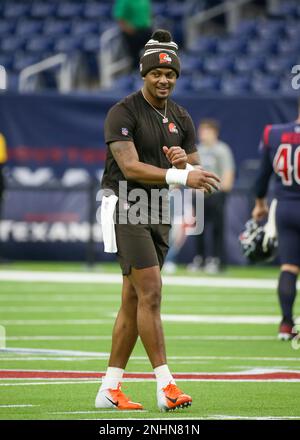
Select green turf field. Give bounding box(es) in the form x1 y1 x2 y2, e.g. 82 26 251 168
0 262 299 420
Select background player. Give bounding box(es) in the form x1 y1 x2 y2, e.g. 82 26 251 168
252 101 300 340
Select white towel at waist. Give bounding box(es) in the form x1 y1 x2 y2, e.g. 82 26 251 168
101 194 118 253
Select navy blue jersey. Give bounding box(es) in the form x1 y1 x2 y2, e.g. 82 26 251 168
254 121 300 200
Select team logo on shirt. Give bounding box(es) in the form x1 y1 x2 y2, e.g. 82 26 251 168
168 122 178 134
159 53 172 64
121 127 129 136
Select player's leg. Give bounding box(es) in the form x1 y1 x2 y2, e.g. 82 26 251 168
278 264 299 340
276 200 300 340
128 265 192 411
95 277 143 409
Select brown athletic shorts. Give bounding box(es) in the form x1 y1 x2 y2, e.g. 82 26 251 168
115 223 171 276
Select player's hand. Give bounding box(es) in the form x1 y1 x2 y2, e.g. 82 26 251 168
163 146 187 169
252 200 269 221
186 169 220 193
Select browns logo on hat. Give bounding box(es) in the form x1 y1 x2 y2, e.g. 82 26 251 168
139 29 181 78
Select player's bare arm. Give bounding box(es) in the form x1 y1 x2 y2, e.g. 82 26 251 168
252 198 269 221
110 140 220 191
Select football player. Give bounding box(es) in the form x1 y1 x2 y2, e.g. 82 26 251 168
252 102 300 340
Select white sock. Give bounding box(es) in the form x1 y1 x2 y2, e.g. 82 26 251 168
154 364 176 391
99 367 124 392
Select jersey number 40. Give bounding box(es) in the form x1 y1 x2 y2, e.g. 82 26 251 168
273 143 300 186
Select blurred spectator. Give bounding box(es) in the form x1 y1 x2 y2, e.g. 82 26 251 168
188 119 235 273
113 0 152 71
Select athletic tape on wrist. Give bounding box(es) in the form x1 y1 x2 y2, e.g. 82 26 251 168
165 168 189 186
185 163 194 171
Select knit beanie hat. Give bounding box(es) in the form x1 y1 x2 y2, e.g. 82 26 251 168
139 29 181 78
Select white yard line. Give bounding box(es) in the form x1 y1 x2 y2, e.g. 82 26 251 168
4 335 276 341
2 314 298 326
1 348 300 362
0 404 38 408
0 270 293 290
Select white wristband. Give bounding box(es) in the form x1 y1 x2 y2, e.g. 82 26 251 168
165 168 189 186
185 163 194 171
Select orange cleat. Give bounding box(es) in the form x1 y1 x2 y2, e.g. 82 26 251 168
95 382 143 410
157 382 192 412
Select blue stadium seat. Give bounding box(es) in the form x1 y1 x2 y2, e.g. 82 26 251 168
16 19 44 37
12 52 41 72
188 36 217 55
202 55 234 75
179 53 203 74
191 75 220 92
251 74 280 94
284 21 300 39
0 19 16 36
3 2 31 18
83 2 111 19
82 34 101 52
1 36 26 53
53 36 82 53
256 19 285 39
30 2 57 19
112 74 134 92
234 55 264 74
71 20 100 37
0 53 14 71
277 38 300 55
26 36 55 54
172 75 192 94
264 55 297 75
43 19 72 37
220 75 251 94
216 37 247 55
271 1 298 18
233 19 257 38
152 2 166 16
56 3 84 19
246 38 277 55
165 2 189 20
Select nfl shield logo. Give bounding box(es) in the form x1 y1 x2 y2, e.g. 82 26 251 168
121 127 128 136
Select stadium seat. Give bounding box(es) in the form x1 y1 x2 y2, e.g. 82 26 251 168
26 36 55 54
2 2 31 19
246 38 277 55
12 52 41 72
256 19 286 39
0 53 14 71
234 55 264 74
16 20 44 37
187 36 217 55
233 19 258 37
172 75 193 94
264 55 296 75
82 34 101 52
0 19 16 36
277 38 300 55
271 0 298 18
71 20 100 37
251 74 280 94
191 75 220 92
152 2 167 16
203 55 234 75
56 3 84 19
179 53 203 74
54 36 82 53
216 37 247 55
283 21 300 39
83 2 112 19
111 74 134 92
220 75 251 94
30 2 57 19
1 36 26 53
43 19 72 37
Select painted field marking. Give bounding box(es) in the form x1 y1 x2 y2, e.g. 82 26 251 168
1 270 296 290
1 369 300 383
0 404 38 408
2 315 299 326
4 335 276 341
